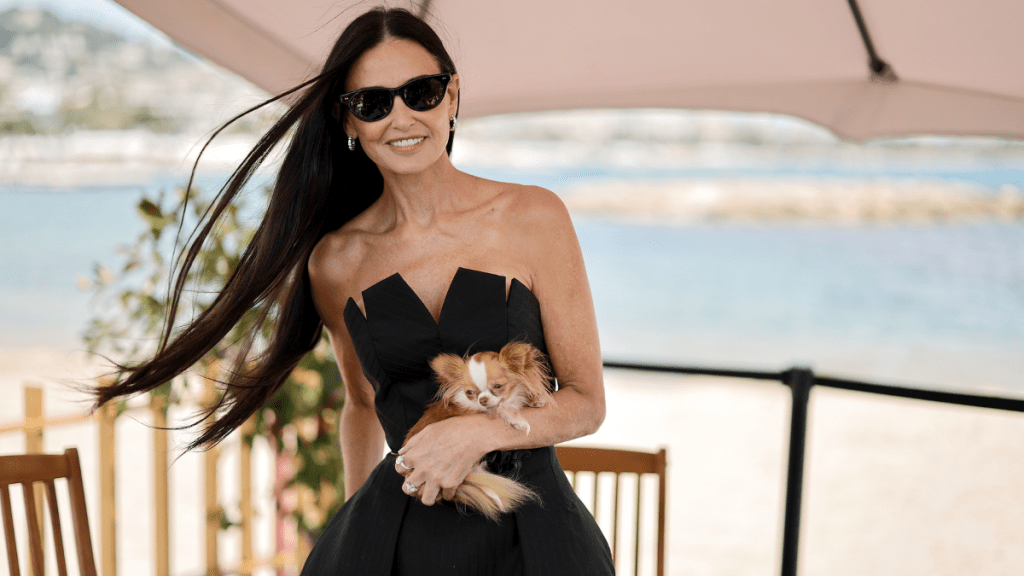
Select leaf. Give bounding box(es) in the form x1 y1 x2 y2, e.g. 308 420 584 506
138 198 162 218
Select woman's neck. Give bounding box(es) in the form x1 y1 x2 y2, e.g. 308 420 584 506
378 156 468 227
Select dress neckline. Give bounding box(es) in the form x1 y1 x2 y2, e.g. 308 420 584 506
347 267 533 326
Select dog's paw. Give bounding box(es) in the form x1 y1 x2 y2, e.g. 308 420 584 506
501 413 531 434
527 398 547 408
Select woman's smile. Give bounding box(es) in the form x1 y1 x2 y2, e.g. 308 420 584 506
388 136 426 149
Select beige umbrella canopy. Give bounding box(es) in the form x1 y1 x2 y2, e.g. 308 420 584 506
112 0 1024 140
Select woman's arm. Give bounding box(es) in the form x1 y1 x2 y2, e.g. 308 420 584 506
333 328 386 499
398 187 606 505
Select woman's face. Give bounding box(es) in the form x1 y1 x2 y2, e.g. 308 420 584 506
343 39 459 177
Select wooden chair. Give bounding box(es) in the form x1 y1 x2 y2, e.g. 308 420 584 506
556 446 668 576
0 448 97 576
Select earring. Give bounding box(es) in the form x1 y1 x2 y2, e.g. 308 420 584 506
347 135 356 152
449 116 458 132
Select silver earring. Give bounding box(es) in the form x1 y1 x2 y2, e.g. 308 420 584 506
449 116 457 132
347 135 356 152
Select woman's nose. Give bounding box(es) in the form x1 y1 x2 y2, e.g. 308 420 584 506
389 96 416 126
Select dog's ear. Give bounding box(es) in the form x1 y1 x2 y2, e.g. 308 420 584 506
499 342 534 373
431 353 468 405
500 342 554 404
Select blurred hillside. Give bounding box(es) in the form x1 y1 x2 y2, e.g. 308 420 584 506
0 6 271 135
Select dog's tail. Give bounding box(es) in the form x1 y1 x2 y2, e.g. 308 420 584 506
455 467 539 522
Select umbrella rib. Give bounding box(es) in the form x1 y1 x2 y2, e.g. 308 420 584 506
846 0 899 83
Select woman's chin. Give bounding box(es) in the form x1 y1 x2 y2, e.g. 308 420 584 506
372 145 449 177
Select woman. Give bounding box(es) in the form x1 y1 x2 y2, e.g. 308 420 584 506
94 7 613 575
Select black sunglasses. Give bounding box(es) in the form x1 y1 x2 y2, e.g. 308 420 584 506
338 73 452 122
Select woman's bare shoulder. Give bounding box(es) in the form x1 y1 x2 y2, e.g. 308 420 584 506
308 214 377 300
495 183 574 237
475 179 569 227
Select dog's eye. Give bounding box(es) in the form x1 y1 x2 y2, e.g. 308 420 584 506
466 390 475 397
492 383 503 390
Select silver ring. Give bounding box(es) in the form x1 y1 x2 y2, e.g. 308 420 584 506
396 454 413 471
403 482 419 494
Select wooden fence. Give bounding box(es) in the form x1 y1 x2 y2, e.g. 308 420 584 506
0 383 302 576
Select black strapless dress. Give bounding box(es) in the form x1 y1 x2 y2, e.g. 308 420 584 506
299 268 614 575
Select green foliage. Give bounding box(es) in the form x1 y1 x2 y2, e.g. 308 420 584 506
0 102 183 135
60 101 184 133
0 115 40 135
82 184 345 540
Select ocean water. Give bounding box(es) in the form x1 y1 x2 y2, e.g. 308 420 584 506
1 171 1022 396
576 217 1024 394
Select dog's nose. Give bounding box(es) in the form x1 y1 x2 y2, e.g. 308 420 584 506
479 396 489 406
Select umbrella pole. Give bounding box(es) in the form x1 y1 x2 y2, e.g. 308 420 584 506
780 368 814 576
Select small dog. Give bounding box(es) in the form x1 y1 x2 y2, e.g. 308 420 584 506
402 341 554 521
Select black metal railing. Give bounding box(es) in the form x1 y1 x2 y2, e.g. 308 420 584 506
602 360 1024 576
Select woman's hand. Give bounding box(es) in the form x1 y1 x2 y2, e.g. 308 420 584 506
394 414 495 506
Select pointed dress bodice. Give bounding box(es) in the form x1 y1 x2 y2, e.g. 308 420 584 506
342 267 548 453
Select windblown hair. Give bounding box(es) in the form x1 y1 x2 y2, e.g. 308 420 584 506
92 7 458 451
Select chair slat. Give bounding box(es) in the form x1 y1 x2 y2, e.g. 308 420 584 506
65 449 97 576
0 456 69 484
611 473 620 562
23 482 45 576
655 449 667 576
2 485 21 576
556 447 661 474
45 481 69 576
591 472 600 519
634 473 642 576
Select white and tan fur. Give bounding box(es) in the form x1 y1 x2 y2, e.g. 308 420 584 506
402 341 554 521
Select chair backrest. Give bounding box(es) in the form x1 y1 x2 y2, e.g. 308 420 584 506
0 448 97 576
556 446 667 576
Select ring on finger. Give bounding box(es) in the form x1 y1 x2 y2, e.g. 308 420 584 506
403 482 419 494
396 454 413 471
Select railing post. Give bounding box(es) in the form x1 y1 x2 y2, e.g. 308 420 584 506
780 367 814 576
97 392 118 576
24 385 45 576
239 417 255 576
202 365 222 576
23 385 44 453
151 394 170 576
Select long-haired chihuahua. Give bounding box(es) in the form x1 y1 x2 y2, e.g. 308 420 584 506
402 341 554 521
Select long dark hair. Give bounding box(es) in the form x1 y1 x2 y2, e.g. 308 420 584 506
93 7 459 450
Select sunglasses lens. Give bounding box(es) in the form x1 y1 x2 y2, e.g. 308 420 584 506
350 89 392 122
402 76 448 111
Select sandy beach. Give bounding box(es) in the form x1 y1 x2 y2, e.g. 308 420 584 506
2 346 1022 575
582 368 1024 576
561 178 1024 225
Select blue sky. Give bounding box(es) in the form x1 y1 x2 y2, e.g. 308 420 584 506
0 0 173 45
